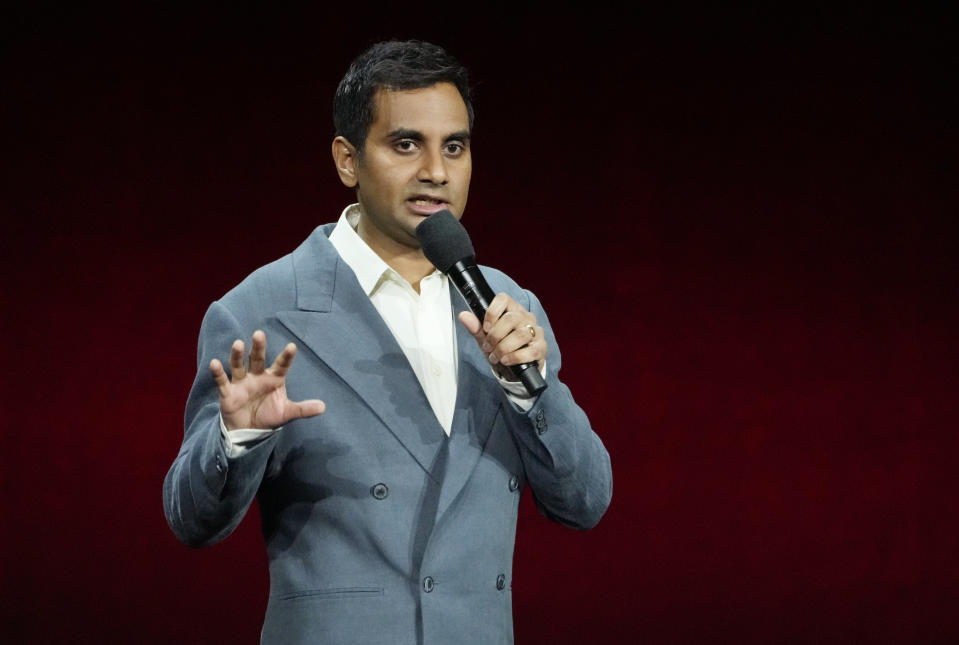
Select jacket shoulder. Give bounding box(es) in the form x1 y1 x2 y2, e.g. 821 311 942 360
478 265 533 308
218 224 336 316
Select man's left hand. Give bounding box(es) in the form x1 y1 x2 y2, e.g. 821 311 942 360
458 293 546 381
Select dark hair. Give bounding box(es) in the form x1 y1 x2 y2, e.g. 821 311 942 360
333 40 474 154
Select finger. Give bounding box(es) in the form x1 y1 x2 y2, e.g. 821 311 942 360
210 358 231 398
229 339 246 380
483 293 515 332
457 310 483 337
490 322 541 359
287 399 326 419
499 336 548 368
460 311 500 362
485 309 532 350
271 342 298 378
249 330 267 374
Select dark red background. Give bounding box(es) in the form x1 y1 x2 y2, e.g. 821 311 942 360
3 5 956 644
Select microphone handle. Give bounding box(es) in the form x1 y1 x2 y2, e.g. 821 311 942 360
448 260 547 397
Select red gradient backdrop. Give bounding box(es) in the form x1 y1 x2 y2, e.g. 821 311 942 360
3 6 956 644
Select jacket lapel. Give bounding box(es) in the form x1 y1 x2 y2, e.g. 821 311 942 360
435 286 503 520
276 226 447 480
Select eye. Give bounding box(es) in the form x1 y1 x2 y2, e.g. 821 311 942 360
444 142 466 157
394 140 418 153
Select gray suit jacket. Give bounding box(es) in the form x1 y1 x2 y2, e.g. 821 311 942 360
163 223 612 644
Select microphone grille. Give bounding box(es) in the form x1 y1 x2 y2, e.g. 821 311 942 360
415 210 475 272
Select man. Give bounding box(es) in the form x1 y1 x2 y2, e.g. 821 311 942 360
164 40 612 644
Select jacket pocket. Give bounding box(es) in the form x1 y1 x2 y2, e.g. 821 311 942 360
275 587 384 601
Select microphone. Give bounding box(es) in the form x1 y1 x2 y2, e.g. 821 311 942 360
416 210 547 397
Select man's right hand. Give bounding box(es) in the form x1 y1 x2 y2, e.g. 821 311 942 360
210 330 326 431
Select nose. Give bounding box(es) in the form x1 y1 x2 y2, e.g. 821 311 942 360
417 147 448 185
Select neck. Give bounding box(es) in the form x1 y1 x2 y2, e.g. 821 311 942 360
355 222 435 293
384 252 435 294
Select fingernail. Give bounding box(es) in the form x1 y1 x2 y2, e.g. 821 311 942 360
481 342 491 352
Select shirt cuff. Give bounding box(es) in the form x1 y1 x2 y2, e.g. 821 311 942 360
219 414 281 458
495 361 547 412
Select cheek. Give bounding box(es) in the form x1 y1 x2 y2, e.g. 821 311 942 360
358 154 412 194
379 165 415 196
359 172 402 205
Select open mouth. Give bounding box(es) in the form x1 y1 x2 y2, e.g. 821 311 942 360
407 197 448 215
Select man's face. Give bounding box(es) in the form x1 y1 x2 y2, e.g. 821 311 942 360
349 82 472 256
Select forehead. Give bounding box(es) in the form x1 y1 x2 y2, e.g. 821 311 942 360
370 83 470 134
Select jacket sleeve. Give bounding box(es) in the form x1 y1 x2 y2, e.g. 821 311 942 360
162 300 279 548
506 289 613 530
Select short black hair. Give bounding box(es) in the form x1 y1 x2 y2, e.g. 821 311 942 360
333 40 474 154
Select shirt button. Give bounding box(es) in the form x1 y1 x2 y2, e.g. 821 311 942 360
432 366 442 377
423 576 434 593
370 483 389 500
508 475 519 492
496 574 506 591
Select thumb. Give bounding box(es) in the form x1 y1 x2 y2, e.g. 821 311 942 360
458 311 482 336
288 399 326 420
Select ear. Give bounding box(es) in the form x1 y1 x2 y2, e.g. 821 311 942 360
332 136 358 188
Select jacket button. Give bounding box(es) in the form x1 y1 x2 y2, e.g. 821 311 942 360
215 455 223 473
535 410 547 434
508 475 519 492
371 483 389 500
423 576 434 593
496 574 506 591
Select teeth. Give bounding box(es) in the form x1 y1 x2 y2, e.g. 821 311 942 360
414 199 440 205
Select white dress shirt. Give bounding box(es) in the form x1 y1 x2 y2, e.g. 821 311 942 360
330 204 459 433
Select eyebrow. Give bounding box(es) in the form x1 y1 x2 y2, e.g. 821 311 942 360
386 128 471 144
445 130 471 145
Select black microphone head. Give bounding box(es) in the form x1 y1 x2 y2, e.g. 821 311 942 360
415 210 475 272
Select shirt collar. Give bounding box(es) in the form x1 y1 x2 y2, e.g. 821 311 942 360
328 204 446 296
328 204 394 296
